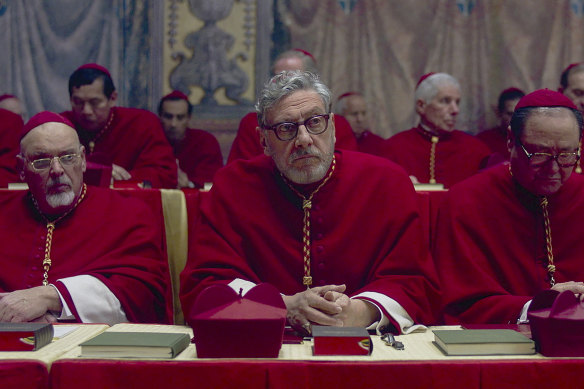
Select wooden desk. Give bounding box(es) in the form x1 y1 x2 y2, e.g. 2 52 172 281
0 324 107 389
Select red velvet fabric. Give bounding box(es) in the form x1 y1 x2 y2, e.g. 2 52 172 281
0 187 169 323
61 107 177 188
384 126 492 188
477 126 510 161
175 129 223 188
0 360 48 389
0 109 22 187
48 359 584 389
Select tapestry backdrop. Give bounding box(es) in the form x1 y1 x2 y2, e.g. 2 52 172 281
2 0 584 141
279 0 584 137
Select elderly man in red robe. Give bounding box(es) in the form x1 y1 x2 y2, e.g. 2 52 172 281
181 71 440 335
227 49 357 163
434 89 584 324
61 63 177 188
336 91 386 156
0 112 169 324
158 90 223 188
384 73 491 188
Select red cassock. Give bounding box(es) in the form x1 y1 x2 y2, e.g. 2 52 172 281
176 129 223 188
227 112 358 163
0 186 169 323
356 130 386 156
180 150 440 330
383 126 492 188
0 109 22 187
477 126 510 162
62 107 178 188
433 163 584 324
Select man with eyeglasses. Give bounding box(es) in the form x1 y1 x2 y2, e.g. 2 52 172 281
434 89 584 324
227 49 358 164
181 71 440 335
0 111 169 324
61 63 177 188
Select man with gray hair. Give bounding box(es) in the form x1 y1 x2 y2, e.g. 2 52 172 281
384 72 491 188
227 49 358 163
181 71 440 335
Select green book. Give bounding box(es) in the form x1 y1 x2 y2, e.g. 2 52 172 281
433 329 535 356
79 332 190 359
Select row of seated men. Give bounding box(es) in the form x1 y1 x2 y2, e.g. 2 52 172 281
2 54 583 192
1 68 583 339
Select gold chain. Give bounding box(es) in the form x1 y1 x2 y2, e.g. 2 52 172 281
540 196 556 286
429 136 439 184
281 156 336 288
575 140 582 174
88 110 115 154
31 184 87 286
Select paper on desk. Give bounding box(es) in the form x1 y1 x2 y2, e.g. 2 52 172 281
53 325 79 339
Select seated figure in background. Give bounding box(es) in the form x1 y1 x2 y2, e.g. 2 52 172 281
158 90 223 188
384 72 491 188
336 91 386 156
477 87 525 163
61 63 177 188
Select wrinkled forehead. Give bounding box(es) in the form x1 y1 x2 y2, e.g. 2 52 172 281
21 123 80 155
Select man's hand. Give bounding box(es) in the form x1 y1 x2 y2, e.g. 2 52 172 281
0 286 62 322
323 289 381 327
552 281 584 296
177 162 191 188
283 285 346 333
111 164 132 181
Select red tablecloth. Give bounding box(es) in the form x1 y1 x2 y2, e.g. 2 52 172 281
48 358 584 389
0 360 48 389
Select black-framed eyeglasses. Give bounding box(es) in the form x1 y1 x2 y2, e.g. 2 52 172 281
28 154 81 171
518 141 580 168
263 114 330 141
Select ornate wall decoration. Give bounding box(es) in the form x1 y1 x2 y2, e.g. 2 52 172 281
169 0 250 106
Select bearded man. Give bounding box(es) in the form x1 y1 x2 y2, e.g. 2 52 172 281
180 71 440 335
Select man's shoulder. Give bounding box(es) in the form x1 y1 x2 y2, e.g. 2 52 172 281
185 128 219 143
338 150 411 180
114 106 159 122
447 163 506 198
385 128 417 143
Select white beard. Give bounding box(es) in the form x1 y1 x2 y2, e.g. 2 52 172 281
45 175 75 209
46 190 75 208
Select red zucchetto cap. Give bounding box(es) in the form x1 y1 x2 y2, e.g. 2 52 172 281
21 111 75 140
337 92 360 102
77 63 111 78
162 90 189 101
0 94 16 103
515 89 577 110
292 48 317 64
416 72 436 88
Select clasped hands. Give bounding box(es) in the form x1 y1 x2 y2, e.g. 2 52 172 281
551 281 584 300
283 284 380 335
0 286 62 323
